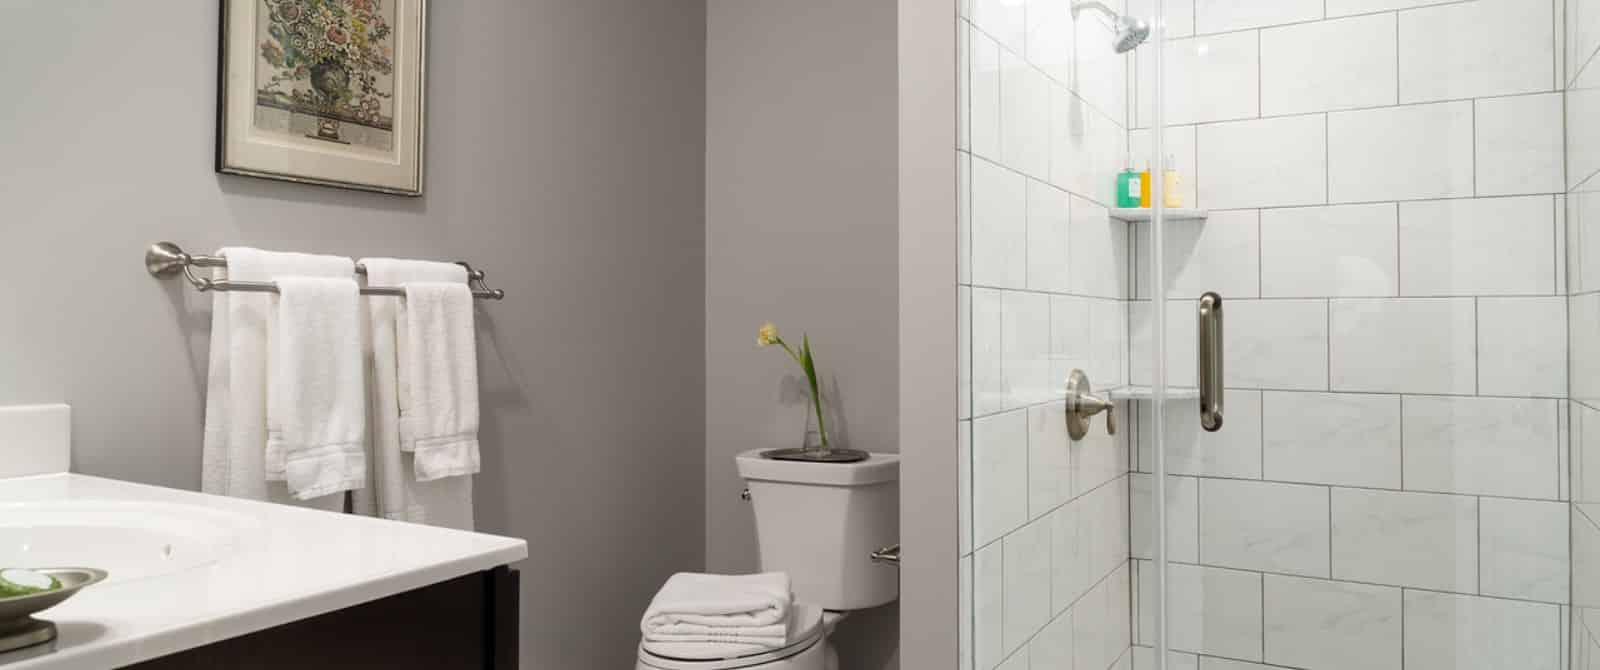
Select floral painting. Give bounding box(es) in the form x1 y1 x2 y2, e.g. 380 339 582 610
218 0 425 194
254 0 397 149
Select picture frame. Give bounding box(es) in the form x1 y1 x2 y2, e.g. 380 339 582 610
216 0 427 196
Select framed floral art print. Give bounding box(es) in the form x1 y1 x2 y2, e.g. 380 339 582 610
217 0 427 196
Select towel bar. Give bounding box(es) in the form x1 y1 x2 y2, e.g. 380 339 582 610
145 242 506 300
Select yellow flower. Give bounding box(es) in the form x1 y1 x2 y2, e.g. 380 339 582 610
757 322 780 347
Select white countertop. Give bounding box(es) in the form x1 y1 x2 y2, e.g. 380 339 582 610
0 473 527 669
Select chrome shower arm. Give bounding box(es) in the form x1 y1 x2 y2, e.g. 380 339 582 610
1070 0 1118 20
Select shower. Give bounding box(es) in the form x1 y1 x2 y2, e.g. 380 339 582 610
1070 0 1149 53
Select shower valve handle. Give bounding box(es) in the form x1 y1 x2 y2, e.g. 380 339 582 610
1064 370 1115 441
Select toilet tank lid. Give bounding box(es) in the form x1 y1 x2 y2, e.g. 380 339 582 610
736 449 899 486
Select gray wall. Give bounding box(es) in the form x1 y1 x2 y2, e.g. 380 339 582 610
0 1 706 667
704 1 900 667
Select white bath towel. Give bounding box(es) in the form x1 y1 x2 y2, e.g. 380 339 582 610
353 258 475 530
640 573 793 657
401 282 480 481
268 277 366 500
201 248 354 511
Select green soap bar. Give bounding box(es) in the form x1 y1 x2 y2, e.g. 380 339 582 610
0 569 61 597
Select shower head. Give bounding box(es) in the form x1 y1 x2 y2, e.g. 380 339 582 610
1071 1 1150 53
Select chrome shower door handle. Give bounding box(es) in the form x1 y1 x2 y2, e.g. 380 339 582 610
1198 292 1224 432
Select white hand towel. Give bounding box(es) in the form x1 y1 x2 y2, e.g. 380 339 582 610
201 248 354 511
269 277 366 500
640 572 792 657
354 258 475 529
401 282 480 482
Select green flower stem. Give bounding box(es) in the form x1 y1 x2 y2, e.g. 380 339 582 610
776 337 830 450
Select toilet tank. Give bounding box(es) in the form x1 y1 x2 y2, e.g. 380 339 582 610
735 449 899 611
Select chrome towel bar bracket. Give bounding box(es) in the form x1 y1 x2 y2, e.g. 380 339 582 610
145 241 506 300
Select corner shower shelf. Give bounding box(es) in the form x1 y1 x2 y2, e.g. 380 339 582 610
1107 385 1200 401
1109 208 1208 223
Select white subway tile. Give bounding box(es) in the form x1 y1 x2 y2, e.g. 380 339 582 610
1068 194 1130 298
959 152 972 285
1226 299 1329 391
1131 473 1199 562
1571 508 1600 608
959 24 971 153
1051 497 1088 612
1028 610 1075 670
1198 115 1327 210
1328 101 1474 203
1571 63 1600 191
1263 391 1402 488
1139 562 1264 661
1134 210 1259 300
1260 203 1398 298
1004 516 1054 652
1263 575 1402 670
1136 32 1259 128
1329 298 1476 394
1074 403 1129 495
1081 475 1131 581
975 541 1006 669
1128 0 1195 39
1572 0 1600 88
1575 293 1600 409
1399 196 1556 297
1403 395 1561 499
1129 124 1198 209
1002 50 1051 179
1478 296 1568 398
1327 0 1463 15
973 0 1027 54
1048 295 1092 395
1076 563 1133 670
1194 0 1321 34
970 26 1003 162
1137 390 1263 479
1198 660 1290 670
1261 13 1398 116
1476 93 1566 197
1050 87 1127 206
1399 0 1555 104
1074 9 1129 126
1028 401 1073 518
973 408 1029 546
960 554 973 670
1087 298 1127 389
1133 647 1199 670
1025 0 1073 84
996 650 1027 670
1003 290 1053 407
1129 299 1198 388
1404 591 1561 670
973 288 1005 415
1026 178 1072 293
1331 488 1478 592
971 157 1029 289
1481 497 1570 604
961 287 973 421
1201 478 1331 578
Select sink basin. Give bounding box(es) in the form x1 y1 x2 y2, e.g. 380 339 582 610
0 501 253 584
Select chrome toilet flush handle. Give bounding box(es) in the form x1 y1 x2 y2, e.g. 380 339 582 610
1063 369 1115 441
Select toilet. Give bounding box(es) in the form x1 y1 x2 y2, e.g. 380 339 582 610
636 450 900 670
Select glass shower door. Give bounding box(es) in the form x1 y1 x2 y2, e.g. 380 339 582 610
1141 1 1574 669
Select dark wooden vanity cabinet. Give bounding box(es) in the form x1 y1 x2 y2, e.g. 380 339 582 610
125 567 519 670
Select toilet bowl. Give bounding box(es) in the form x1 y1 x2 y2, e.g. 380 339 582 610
636 451 899 669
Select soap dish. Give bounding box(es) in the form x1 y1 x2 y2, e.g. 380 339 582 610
0 568 108 654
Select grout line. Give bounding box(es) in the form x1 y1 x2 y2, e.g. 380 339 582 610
1128 89 1562 133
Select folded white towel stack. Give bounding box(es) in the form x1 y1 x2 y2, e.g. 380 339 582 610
268 276 366 500
201 248 355 510
640 572 793 659
400 281 480 482
355 258 476 530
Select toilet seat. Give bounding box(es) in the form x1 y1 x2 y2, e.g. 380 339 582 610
637 604 825 670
